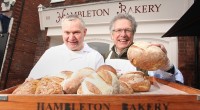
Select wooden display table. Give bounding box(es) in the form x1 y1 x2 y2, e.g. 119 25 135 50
0 77 199 110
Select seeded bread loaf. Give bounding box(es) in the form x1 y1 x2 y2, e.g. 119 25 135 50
35 76 64 94
12 79 39 94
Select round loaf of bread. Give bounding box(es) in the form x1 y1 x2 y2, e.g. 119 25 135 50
77 73 113 95
119 71 151 92
35 76 64 94
127 42 168 71
77 70 119 95
96 65 117 75
97 69 119 94
12 79 39 94
119 80 134 94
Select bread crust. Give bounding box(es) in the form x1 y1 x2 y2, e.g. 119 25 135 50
12 79 39 94
35 76 64 94
96 65 117 75
127 42 168 71
119 80 134 94
78 70 119 95
85 81 102 94
62 67 96 94
119 71 151 92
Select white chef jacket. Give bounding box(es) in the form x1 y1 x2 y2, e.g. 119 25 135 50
105 51 184 83
28 43 104 79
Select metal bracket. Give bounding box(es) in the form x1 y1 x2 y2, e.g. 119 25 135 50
0 95 8 101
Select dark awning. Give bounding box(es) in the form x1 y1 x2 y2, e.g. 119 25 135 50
162 0 200 89
162 0 200 37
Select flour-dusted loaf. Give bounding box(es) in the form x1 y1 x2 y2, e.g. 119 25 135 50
119 80 134 94
12 79 39 94
61 67 96 94
97 67 119 94
119 71 151 92
77 73 112 95
12 71 72 95
96 65 117 75
127 41 168 71
35 76 64 94
77 65 119 95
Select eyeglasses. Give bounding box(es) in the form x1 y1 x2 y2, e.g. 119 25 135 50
112 28 133 34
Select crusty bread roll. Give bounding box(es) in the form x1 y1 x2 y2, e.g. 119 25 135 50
12 79 39 94
77 70 119 95
119 80 134 94
77 73 112 95
96 65 117 75
97 70 119 94
119 71 151 92
127 41 168 71
35 76 64 94
61 67 96 94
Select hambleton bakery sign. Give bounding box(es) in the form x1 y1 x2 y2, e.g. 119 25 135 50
38 0 192 30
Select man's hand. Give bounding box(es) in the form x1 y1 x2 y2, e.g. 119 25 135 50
150 43 167 54
150 43 173 71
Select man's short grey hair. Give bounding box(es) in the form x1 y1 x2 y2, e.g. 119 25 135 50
62 14 86 28
109 13 137 34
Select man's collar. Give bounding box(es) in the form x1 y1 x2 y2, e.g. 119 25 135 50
63 43 91 53
111 43 133 55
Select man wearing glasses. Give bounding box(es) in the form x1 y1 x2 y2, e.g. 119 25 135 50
105 13 184 84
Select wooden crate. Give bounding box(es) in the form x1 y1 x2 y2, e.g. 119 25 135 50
0 77 199 110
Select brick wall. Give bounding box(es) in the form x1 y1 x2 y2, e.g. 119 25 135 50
178 37 200 87
0 0 199 90
0 0 107 90
0 0 51 89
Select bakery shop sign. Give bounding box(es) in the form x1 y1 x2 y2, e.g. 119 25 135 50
37 102 169 110
54 2 161 23
38 0 187 30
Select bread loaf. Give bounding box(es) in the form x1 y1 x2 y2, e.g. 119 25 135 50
77 73 112 94
61 67 96 94
119 71 151 92
96 65 117 75
35 76 64 94
12 71 72 95
12 79 39 94
119 80 134 94
77 66 119 95
127 42 168 71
